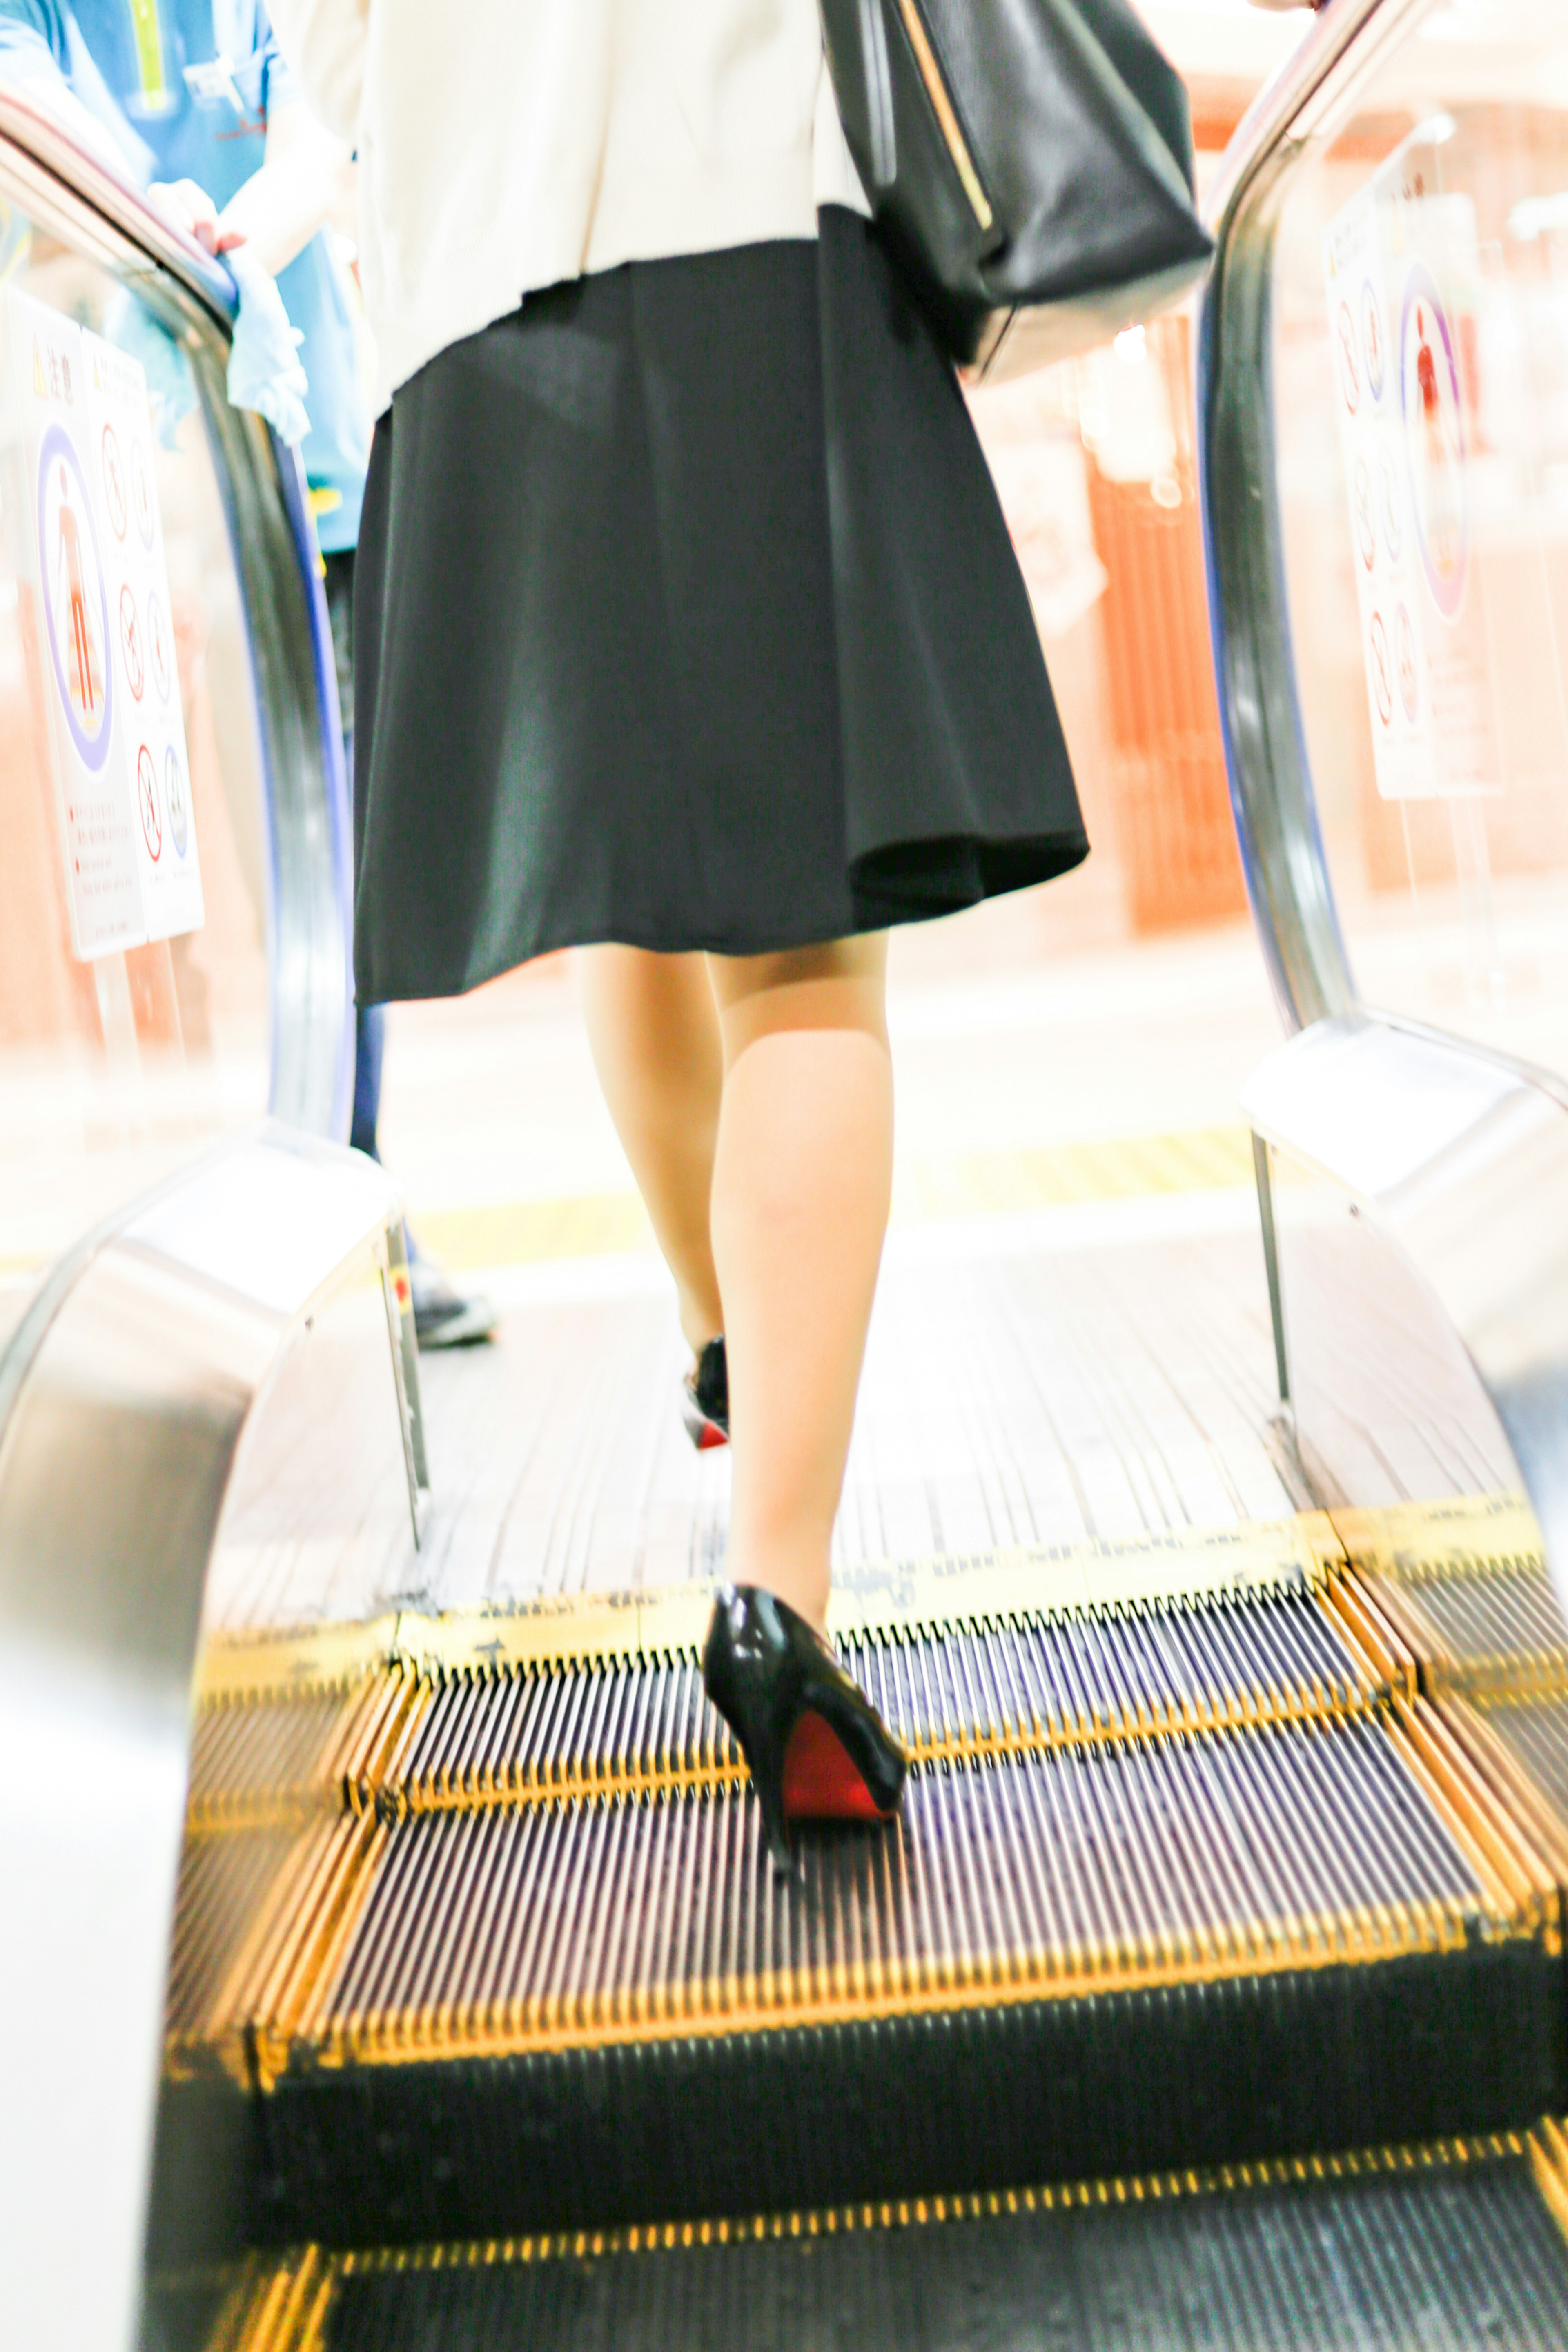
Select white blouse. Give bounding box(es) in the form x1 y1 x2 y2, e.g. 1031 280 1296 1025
266 0 871 413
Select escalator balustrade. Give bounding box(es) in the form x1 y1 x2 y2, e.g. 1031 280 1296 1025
3 0 1568 2343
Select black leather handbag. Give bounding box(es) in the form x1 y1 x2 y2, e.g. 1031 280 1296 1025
820 0 1214 379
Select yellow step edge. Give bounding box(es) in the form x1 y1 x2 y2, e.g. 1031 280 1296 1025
251 1899 1483 2083
1332 1492 1547 1584
218 2123 1539 2347
378 1686 1384 1821
1532 2116 1568 2246
194 1513 1346 1700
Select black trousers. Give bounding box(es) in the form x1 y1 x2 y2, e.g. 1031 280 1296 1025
323 548 383 1159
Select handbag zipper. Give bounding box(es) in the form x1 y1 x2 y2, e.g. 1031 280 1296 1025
892 0 994 235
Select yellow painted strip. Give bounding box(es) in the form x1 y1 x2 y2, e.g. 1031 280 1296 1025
430 1510 1341 1666
194 1513 1345 1699
224 2245 332 2352
0 1130 1264 1290
828 1513 1344 1637
1333 1491 1547 1584
196 1615 401 1705
410 1192 655 1270
389 1679 1384 1822
407 1130 1261 1271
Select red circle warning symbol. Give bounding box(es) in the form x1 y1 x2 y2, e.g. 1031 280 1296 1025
137 742 162 860
165 745 189 858
1397 603 1419 721
131 438 154 549
147 591 171 702
1353 455 1376 572
1361 281 1385 402
101 423 127 541
1369 611 1393 728
119 583 144 699
1337 299 1360 415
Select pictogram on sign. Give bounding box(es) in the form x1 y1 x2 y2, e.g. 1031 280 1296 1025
136 742 161 860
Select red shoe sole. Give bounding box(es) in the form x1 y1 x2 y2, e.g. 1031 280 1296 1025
781 1708 889 1823
694 1421 728 1452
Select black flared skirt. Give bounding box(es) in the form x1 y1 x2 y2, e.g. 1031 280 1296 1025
351 206 1087 1000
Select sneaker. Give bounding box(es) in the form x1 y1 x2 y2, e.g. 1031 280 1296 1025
410 1258 498 1350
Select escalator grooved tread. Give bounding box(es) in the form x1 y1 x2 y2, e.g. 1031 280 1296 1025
180 2132 1568 2352
154 1547 1568 2255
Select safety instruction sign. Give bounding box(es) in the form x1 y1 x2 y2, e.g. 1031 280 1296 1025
1324 149 1498 800
5 287 202 956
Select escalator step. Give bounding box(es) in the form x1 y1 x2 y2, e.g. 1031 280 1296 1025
209 1702 1558 2243
313 1694 1555 2067
1477 1690 1568 1817
185 1668 420 1835
1332 1495 1568 1702
158 1579 1563 2246
316 1717 1494 2062
185 1579 1387 1830
388 1586 1379 1811
166 2132 1568 2351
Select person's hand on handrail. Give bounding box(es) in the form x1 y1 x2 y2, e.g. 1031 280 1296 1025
147 174 244 256
150 102 351 451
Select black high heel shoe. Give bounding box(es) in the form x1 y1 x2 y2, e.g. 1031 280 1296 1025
702 1584 909 1869
681 1336 729 1451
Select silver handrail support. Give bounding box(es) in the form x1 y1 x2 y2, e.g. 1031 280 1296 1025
0 1126 425 2352
0 85 355 1140
1198 0 1568 1616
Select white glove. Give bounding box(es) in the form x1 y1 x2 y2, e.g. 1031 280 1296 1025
225 243 311 447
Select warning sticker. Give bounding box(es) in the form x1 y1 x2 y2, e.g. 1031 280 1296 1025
8 296 140 956
4 289 202 953
1323 149 1498 801
40 423 112 768
83 320 203 938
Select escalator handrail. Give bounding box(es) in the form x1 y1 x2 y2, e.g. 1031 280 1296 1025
1203 0 1416 244
1197 0 1438 1032
0 79 236 327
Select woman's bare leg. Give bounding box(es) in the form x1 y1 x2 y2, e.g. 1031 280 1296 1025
577 946 724 1354
707 937 893 1631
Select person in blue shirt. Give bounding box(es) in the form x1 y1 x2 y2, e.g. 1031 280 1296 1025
0 0 495 1347
0 0 366 544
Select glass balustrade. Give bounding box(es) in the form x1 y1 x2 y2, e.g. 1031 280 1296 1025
0 196 272 1335
1267 0 1568 1074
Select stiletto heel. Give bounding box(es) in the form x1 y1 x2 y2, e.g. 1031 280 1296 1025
702 1584 908 1869
681 1336 729 1450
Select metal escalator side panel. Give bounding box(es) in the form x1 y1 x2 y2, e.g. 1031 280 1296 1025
0 1129 407 2352
1243 1013 1568 1624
